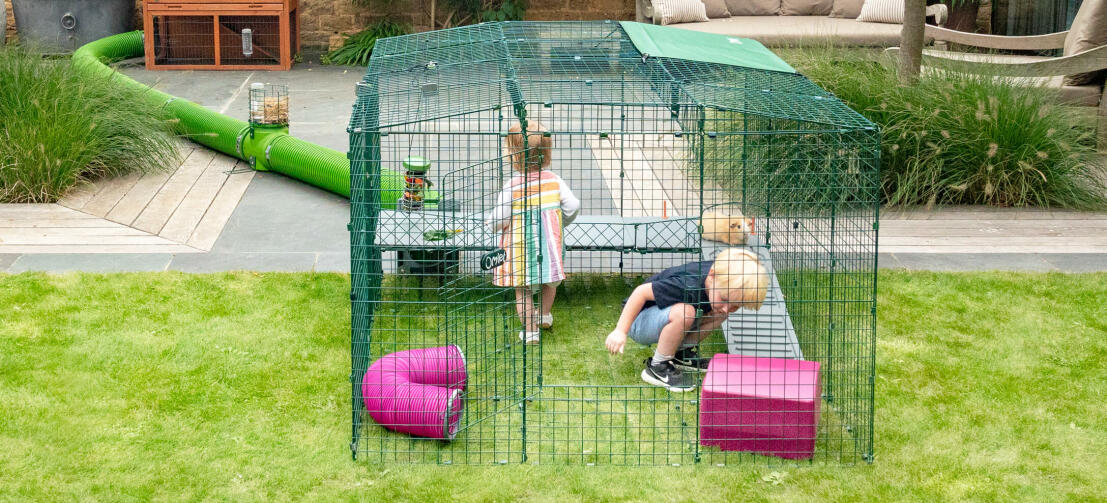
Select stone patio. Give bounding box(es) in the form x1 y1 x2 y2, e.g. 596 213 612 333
1 59 1105 273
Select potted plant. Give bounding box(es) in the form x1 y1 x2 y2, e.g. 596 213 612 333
11 0 134 53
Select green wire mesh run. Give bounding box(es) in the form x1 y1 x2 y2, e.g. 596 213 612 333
349 20 879 466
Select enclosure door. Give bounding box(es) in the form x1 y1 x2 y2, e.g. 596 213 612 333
440 154 543 436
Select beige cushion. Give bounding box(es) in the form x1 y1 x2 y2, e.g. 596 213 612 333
856 0 904 24
1063 0 1107 86
669 16 908 46
653 0 710 25
703 0 733 18
725 0 781 16
829 0 864 18
921 50 1104 107
782 0 833 16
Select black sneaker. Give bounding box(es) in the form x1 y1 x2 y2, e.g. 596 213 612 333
672 346 709 373
641 358 695 392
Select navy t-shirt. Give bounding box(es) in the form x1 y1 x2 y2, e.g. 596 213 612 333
642 260 712 312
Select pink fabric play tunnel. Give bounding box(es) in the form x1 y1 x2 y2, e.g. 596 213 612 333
361 345 468 440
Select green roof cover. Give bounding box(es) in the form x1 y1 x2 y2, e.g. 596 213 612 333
618 21 796 74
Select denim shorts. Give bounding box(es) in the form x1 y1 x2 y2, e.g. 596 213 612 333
628 305 673 346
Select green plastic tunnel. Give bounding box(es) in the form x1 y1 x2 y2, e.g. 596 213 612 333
71 31 409 201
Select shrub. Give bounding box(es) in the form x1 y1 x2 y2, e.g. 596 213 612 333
0 46 177 203
786 48 1106 209
322 20 410 66
702 112 880 214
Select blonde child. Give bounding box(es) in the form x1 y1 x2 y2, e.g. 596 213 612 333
488 122 580 344
605 249 768 392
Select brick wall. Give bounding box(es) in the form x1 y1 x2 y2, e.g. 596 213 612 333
4 0 14 44
3 0 635 48
301 0 636 49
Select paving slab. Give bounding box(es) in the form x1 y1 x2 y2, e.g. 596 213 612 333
1039 254 1107 273
7 254 172 273
119 62 362 153
168 252 317 273
315 252 351 273
1 63 1100 274
890 253 1060 272
877 253 902 269
0 254 20 272
210 173 349 254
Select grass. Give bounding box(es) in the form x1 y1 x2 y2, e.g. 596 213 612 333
777 47 1107 209
1 271 1105 501
0 45 177 203
360 273 869 465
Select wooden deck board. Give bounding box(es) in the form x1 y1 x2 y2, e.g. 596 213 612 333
0 141 252 255
56 180 103 210
0 219 130 228
80 172 143 218
106 170 174 226
879 227 1107 237
132 148 216 235
0 234 182 246
588 136 646 216
636 134 730 212
634 135 693 215
1 227 152 238
881 245 1107 254
158 154 235 244
0 204 94 218
188 166 254 251
618 139 675 218
0 244 201 254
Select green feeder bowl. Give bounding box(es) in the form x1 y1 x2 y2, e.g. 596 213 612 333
403 156 431 174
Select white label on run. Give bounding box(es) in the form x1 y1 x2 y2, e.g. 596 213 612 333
728 38 742 44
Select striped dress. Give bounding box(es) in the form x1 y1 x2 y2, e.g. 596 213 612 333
489 170 580 288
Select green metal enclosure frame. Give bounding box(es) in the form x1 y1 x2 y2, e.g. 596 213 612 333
349 21 880 465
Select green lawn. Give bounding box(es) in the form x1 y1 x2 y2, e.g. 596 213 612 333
1 271 1104 501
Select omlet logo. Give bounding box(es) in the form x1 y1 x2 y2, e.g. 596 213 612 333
481 249 507 271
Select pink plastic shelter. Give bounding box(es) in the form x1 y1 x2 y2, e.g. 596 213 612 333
699 354 821 460
361 345 468 440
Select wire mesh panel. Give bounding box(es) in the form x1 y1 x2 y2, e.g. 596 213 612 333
349 20 879 466
152 15 215 66
143 1 299 70
218 15 281 66
249 83 289 125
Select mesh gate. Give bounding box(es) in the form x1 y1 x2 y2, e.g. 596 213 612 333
349 21 879 465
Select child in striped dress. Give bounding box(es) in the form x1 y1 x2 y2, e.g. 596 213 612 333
488 122 580 344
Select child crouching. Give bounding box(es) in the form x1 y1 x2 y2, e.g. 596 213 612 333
605 248 768 391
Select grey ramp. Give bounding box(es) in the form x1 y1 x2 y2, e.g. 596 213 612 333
721 236 804 360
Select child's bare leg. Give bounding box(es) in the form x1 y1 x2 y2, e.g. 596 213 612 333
515 287 538 333
540 283 557 316
654 303 697 361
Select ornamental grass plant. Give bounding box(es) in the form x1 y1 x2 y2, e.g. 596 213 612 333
0 45 177 203
787 49 1107 209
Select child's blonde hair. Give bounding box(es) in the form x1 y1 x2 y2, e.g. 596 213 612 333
506 122 552 173
711 248 768 310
